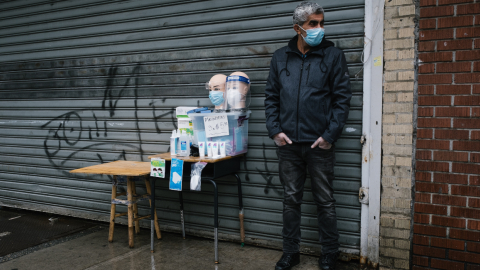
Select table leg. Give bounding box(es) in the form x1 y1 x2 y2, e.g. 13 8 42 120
150 177 156 252
234 173 245 247
127 177 134 248
179 191 185 239
108 176 117 243
203 179 218 264
132 181 140 234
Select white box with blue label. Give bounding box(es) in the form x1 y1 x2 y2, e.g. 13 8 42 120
188 111 250 156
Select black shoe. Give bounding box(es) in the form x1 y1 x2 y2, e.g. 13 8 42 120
275 252 300 270
318 251 339 270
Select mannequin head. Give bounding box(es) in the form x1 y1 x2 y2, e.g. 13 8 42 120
226 71 250 110
207 74 227 110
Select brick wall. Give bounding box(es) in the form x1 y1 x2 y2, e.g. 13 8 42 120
380 0 416 269
413 0 480 269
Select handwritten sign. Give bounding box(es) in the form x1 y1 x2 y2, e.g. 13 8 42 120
204 114 229 138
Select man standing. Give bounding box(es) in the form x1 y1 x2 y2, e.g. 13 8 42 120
264 2 352 270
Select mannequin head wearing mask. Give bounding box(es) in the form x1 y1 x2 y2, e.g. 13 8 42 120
226 71 250 111
207 74 227 111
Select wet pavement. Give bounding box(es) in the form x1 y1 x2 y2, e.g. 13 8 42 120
1 225 365 270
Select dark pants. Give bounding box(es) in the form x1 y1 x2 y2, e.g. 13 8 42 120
277 143 339 254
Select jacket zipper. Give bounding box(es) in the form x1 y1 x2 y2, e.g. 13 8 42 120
306 63 311 83
296 57 305 142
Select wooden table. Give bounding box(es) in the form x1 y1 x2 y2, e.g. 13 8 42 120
70 161 153 248
148 153 245 264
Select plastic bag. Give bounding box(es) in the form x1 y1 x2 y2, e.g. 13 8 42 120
190 162 207 191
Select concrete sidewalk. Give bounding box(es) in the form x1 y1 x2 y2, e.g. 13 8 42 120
1 225 365 270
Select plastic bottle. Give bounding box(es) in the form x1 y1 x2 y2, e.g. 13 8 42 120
179 130 190 156
170 130 178 155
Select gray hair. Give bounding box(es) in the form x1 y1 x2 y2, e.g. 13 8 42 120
292 1 324 26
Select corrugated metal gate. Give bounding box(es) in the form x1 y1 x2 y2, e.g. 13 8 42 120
0 0 364 255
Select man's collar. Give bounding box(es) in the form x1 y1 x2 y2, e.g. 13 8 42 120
286 35 335 56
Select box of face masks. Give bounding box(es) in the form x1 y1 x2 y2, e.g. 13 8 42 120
188 110 250 156
176 107 198 136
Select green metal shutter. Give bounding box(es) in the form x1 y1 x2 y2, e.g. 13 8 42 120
0 0 364 256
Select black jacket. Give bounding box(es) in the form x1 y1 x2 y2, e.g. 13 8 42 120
264 35 352 144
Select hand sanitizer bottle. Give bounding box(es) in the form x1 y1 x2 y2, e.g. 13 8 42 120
179 130 190 156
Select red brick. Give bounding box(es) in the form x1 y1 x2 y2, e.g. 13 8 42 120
438 16 474 28
431 258 465 270
467 242 480 253
434 151 468 162
420 29 454 41
456 27 480 39
453 141 480 151
415 213 431 223
431 237 465 250
413 244 446 258
419 85 435 95
452 163 480 174
472 176 480 185
467 263 480 270
418 118 451 128
419 63 435 74
436 107 470 117
416 171 432 181
413 266 430 270
417 129 433 139
413 255 429 267
417 183 449 195
413 235 430 246
419 74 453 84
473 85 480 94
436 85 471 95
472 153 480 162
450 250 480 264
473 131 480 140
433 173 469 185
438 0 473 5
420 0 436 6
419 41 436 52
451 185 480 196
457 3 480 15
432 194 467 206
457 50 480 60
415 203 448 215
455 73 480 83
417 139 450 150
454 119 480 129
418 107 434 117
416 193 432 203
469 198 480 208
420 6 454 18
419 52 453 62
419 96 451 105
437 62 471 73
416 161 450 172
476 40 480 49
468 220 480 230
432 215 466 228
451 207 480 219
437 39 474 51
435 129 469 140
414 224 448 238
451 229 480 241
420 18 436 29
455 96 480 106
416 150 432 160
432 194 467 209
477 15 480 25
475 61 480 71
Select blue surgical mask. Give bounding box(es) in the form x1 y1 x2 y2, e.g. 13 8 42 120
299 26 325 47
209 91 224 106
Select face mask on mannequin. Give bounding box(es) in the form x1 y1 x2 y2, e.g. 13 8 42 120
227 88 245 107
209 91 224 106
299 26 325 47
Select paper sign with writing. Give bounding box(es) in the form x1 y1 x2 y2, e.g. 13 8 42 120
150 158 165 178
204 114 229 138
